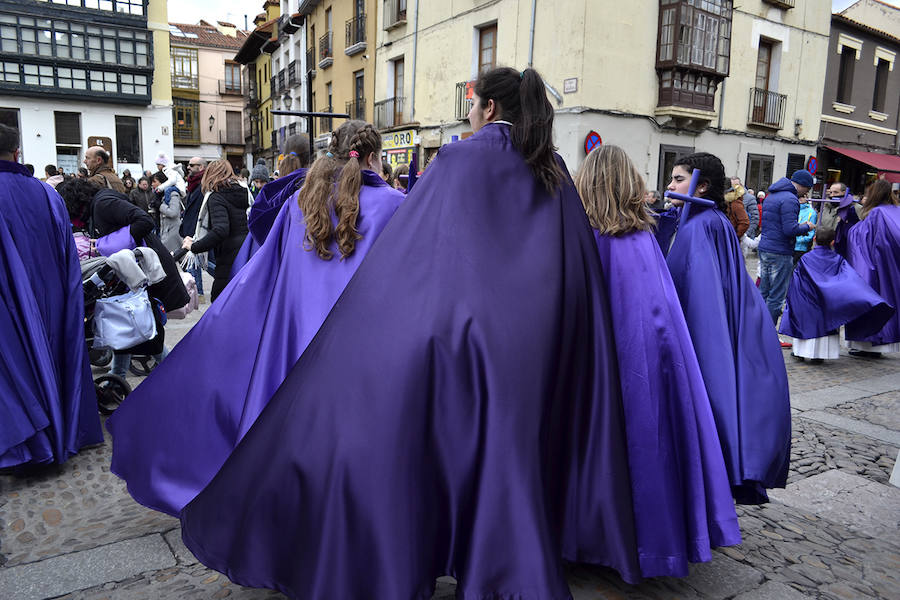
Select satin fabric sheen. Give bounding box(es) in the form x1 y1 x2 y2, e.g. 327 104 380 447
0 160 102 467
180 123 641 599
666 206 791 504
780 246 893 340
107 171 403 516
593 230 741 577
846 205 900 345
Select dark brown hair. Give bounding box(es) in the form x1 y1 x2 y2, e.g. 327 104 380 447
297 120 381 260
673 152 728 212
862 179 897 218
474 66 563 193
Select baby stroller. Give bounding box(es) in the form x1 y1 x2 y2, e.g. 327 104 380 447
82 249 166 413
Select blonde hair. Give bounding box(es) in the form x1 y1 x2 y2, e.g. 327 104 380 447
278 153 302 176
575 145 654 235
201 159 239 193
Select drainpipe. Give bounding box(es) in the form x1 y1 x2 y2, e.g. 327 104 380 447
528 0 536 67
717 78 725 130
410 0 420 121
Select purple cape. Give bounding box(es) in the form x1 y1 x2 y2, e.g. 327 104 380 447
180 123 642 599
779 246 893 340
594 230 741 578
846 205 900 344
0 161 102 468
651 206 679 257
107 172 403 516
834 191 861 258
666 206 791 504
230 168 308 276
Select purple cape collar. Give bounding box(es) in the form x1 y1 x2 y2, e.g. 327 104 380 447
0 160 31 177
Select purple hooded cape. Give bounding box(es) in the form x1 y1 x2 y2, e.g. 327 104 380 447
834 190 862 258
0 161 102 468
180 123 642 599
846 205 900 345
107 171 403 516
779 246 893 340
593 230 741 578
651 206 679 257
230 168 308 276
666 206 791 505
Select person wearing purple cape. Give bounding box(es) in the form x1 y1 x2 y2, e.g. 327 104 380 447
0 123 102 468
575 145 740 578
779 226 893 362
180 67 641 599
846 179 900 356
665 152 791 505
818 182 862 258
107 121 404 517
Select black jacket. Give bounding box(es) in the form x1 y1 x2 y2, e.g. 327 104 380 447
180 183 204 238
91 188 189 312
191 184 249 277
129 187 154 214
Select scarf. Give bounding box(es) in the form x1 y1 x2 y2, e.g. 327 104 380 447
187 170 203 195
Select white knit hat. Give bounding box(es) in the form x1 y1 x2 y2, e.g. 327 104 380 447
156 153 169 167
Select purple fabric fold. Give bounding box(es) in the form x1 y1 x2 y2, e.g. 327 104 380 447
179 123 641 599
107 177 403 516
666 206 791 504
780 246 893 340
846 205 900 345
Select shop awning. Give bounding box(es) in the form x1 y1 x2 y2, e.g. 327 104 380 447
826 146 900 175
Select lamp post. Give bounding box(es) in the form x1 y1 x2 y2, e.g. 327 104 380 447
208 114 215 131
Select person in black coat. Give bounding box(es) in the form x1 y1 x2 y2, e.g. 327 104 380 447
181 159 249 301
180 157 207 298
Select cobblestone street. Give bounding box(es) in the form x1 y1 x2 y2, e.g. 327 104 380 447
1 272 899 600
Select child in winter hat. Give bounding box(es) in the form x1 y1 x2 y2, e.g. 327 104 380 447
250 159 269 183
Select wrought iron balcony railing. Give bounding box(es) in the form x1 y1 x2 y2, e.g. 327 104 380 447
318 32 333 68
374 97 405 129
345 14 366 55
748 87 787 129
346 98 366 121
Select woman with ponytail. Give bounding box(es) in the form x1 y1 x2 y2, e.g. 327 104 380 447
108 119 404 518
178 67 642 598
665 152 792 505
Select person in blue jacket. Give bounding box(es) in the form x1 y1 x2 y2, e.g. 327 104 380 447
758 170 816 324
793 192 817 265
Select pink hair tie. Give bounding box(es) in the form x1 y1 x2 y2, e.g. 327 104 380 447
349 151 359 158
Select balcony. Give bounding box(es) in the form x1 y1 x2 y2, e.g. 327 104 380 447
244 79 258 108
345 14 367 56
374 97 405 129
219 80 242 96
762 0 795 8
318 32 333 69
346 98 366 121
219 128 243 146
306 47 316 77
748 87 787 130
277 69 286 94
455 81 474 121
271 130 278 150
320 105 332 133
288 60 299 87
384 0 407 30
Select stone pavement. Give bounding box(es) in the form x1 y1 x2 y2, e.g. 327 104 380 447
2 274 899 599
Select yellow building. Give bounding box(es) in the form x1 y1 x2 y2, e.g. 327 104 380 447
298 0 377 149
375 0 831 190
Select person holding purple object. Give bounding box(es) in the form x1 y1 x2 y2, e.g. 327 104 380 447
576 144 741 578
179 66 642 599
665 152 791 505
107 121 404 517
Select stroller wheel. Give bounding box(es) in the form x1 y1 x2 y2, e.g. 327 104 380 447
129 355 158 376
90 347 113 367
94 374 132 414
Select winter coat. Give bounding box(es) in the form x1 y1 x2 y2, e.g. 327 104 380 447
758 177 812 255
157 187 183 253
743 192 760 238
180 173 205 239
88 166 126 194
129 187 154 214
190 183 250 286
794 203 817 252
90 188 189 312
725 191 750 238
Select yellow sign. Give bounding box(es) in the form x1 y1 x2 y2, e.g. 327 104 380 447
382 129 416 150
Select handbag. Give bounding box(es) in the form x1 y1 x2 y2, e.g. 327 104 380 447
93 289 157 350
73 231 95 260
96 225 137 257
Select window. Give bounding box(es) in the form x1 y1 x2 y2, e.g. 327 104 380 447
171 46 199 89
755 40 772 91
658 144 693 192
478 24 497 73
115 116 141 163
44 0 145 16
786 153 806 177
173 98 199 144
873 58 889 113
384 0 407 28
225 110 242 145
836 46 855 105
745 154 774 196
55 112 81 145
224 62 241 93
350 70 365 120
0 107 19 130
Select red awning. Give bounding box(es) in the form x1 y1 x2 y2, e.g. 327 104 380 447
826 146 900 173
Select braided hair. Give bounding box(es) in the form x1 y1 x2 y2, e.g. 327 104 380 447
297 120 382 260
673 152 728 212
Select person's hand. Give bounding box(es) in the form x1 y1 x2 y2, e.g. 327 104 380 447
181 236 193 250
805 222 817 230
89 239 97 254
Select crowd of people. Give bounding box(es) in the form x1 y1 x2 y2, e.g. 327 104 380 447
1 63 899 599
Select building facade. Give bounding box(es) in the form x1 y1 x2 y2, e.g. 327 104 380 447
0 0 173 175
374 0 830 193
169 21 246 171
270 1 307 157
235 1 279 168
816 8 900 193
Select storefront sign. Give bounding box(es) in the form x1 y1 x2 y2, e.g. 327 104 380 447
383 129 418 169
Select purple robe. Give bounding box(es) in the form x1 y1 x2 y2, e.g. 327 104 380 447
0 160 102 468
780 246 893 340
179 123 642 599
834 191 861 258
651 206 679 257
107 171 403 516
666 206 791 505
846 205 900 345
594 230 741 578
